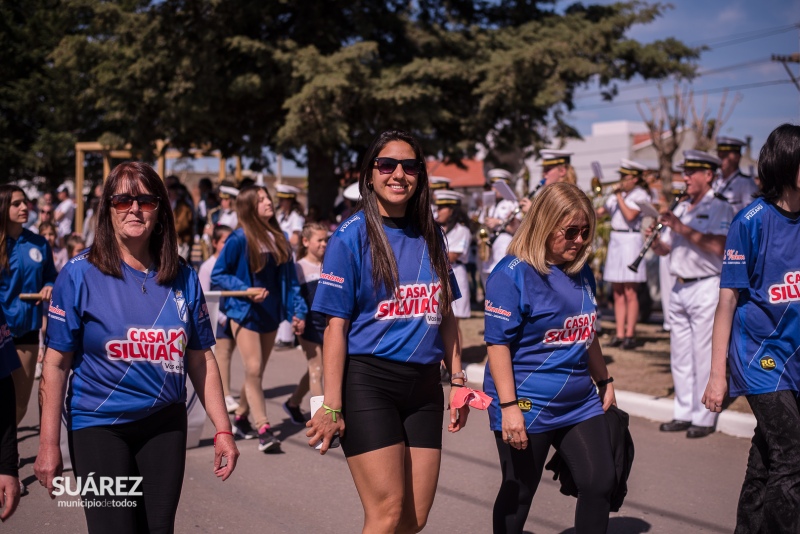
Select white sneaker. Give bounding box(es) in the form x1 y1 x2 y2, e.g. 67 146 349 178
35 362 43 380
225 395 240 413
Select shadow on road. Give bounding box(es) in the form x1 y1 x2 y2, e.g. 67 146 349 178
557 517 651 533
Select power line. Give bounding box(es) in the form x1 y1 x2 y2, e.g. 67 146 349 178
688 22 800 49
576 79 794 111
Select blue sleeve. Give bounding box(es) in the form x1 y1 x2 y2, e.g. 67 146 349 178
720 216 754 289
42 242 58 286
311 234 359 320
185 269 216 350
282 260 308 321
210 233 249 292
45 268 83 352
484 269 526 345
449 269 461 301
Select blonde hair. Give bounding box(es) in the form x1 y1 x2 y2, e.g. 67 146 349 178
507 182 595 276
565 165 577 185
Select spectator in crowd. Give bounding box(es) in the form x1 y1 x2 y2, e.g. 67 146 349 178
168 182 195 262
53 184 75 241
38 222 67 272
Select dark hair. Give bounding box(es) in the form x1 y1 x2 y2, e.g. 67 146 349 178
236 186 291 271
88 162 181 283
66 234 86 258
212 224 232 243
38 221 57 236
758 123 800 203
358 130 453 314
0 184 28 271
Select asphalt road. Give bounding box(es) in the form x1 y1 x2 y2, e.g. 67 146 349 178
12 347 750 533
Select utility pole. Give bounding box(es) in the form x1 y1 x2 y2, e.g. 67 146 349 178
771 51 800 119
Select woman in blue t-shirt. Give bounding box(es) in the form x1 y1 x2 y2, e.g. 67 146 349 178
307 130 468 533
703 124 800 533
34 163 238 533
484 183 616 534
211 186 307 453
0 185 57 425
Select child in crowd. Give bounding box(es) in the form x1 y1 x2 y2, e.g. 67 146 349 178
65 234 86 259
197 225 238 412
283 223 328 424
38 222 66 272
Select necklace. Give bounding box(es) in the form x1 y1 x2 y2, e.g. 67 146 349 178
124 262 153 294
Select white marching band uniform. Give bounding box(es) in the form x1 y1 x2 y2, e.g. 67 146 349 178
713 136 759 216
434 189 472 319
603 186 650 284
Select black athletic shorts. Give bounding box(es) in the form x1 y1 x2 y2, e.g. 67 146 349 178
340 354 444 458
12 329 39 346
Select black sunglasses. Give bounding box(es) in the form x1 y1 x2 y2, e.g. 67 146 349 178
562 226 591 241
374 157 422 176
110 194 160 212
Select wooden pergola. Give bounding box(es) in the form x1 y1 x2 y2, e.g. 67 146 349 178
73 141 242 233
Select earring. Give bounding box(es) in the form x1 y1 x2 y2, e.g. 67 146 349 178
154 222 164 235
366 182 373 190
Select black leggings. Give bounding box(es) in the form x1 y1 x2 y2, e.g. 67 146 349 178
0 376 17 477
68 403 188 534
493 414 615 534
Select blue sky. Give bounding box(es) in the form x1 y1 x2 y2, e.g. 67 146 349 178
567 0 800 153
182 1 800 176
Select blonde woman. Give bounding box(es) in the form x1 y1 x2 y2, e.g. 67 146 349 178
484 182 616 533
211 186 307 453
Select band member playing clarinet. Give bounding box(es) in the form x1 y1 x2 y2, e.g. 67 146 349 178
649 150 734 438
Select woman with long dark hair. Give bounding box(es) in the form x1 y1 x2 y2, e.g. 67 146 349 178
34 162 238 533
211 185 307 453
307 130 469 532
0 184 57 424
703 123 800 532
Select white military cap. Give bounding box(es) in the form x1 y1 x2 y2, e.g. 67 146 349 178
679 150 722 171
275 184 301 199
343 182 361 202
433 189 464 206
486 168 513 183
429 176 452 190
218 185 239 199
540 149 573 167
618 159 647 176
715 136 746 153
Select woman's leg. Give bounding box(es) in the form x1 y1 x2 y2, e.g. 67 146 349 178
611 284 625 339
553 415 615 534
396 447 442 533
623 282 639 338
289 338 323 406
231 321 276 428
492 431 553 534
11 344 37 425
347 443 408 534
737 391 800 534
214 337 235 399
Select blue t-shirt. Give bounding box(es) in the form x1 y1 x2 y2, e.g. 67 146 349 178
0 307 21 381
720 199 800 397
483 257 603 433
0 229 58 336
312 212 460 365
46 252 216 430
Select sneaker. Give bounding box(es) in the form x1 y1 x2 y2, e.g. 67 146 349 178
621 337 637 350
258 425 281 453
606 335 623 348
282 401 305 425
273 340 294 351
35 362 43 380
233 415 257 439
225 395 240 413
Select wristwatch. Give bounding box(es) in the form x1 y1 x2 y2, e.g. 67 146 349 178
450 370 468 384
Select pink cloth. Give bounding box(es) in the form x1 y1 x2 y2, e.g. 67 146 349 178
451 387 492 410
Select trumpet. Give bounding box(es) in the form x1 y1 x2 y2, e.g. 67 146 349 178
590 176 623 197
627 191 688 273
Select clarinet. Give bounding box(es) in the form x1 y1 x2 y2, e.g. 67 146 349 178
487 180 544 246
627 191 687 273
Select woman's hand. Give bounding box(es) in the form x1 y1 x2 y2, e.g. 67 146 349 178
501 406 528 450
599 383 617 411
447 386 469 433
247 287 268 303
39 285 53 304
0 474 20 520
306 403 345 455
33 443 63 499
292 317 305 336
213 433 239 481
702 374 728 413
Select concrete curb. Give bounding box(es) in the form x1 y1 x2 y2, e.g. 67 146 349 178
466 362 756 440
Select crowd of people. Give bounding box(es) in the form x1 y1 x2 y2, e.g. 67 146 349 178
0 124 797 533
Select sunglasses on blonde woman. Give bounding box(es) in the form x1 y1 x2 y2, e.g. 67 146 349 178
374 157 422 176
110 194 160 212
562 226 591 241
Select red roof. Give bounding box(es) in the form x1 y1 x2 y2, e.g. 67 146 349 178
426 159 485 188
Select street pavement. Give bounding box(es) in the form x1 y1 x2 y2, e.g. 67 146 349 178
12 346 750 533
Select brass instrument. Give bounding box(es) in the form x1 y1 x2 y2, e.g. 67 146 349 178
590 176 623 197
477 226 491 261
627 190 687 273
486 178 544 246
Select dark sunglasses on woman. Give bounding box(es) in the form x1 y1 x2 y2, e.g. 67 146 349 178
562 226 591 241
110 194 160 212
374 157 422 176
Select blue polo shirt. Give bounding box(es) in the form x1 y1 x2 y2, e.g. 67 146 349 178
1 229 57 336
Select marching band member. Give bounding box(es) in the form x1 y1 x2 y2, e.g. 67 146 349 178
596 159 650 350
434 190 472 322
714 136 759 215
540 150 577 187
209 185 240 229
481 168 518 289
649 150 734 438
429 176 451 220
